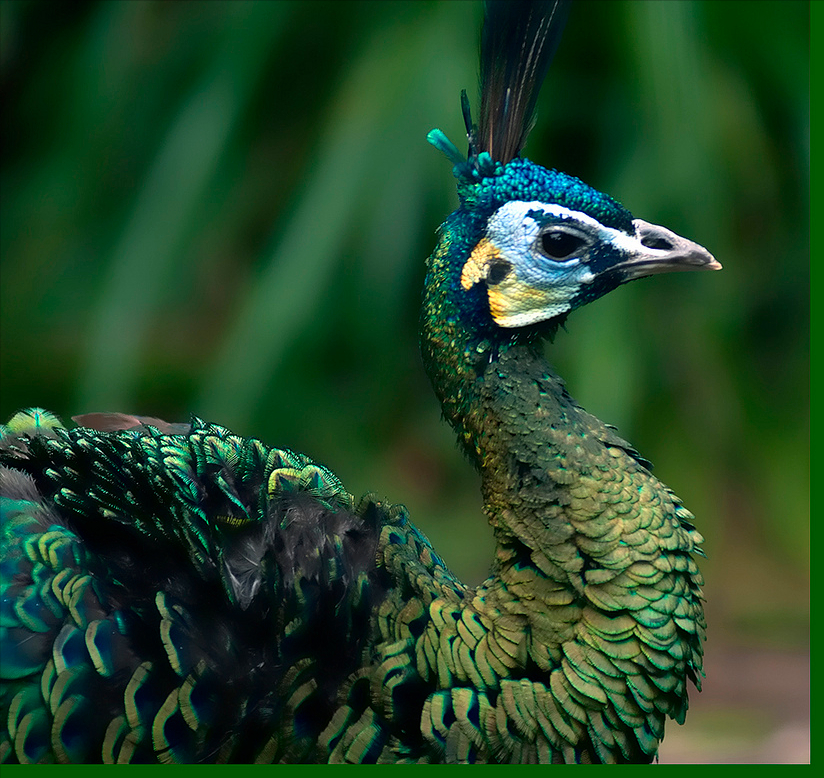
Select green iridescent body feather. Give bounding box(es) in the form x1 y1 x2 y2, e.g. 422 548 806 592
0 0 715 764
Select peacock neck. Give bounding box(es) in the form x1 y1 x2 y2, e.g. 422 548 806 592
419 224 704 719
421 220 589 589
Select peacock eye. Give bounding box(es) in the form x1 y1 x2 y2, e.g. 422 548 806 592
538 229 587 261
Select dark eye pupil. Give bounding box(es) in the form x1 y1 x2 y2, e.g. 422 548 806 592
540 231 584 260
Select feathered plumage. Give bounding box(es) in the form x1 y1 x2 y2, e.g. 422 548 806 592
1 0 718 764
477 0 570 164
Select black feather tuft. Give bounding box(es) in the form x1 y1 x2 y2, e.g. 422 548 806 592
477 0 570 164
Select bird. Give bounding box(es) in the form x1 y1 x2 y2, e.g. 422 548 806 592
0 0 719 764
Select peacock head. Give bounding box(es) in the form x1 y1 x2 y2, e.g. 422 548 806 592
439 153 721 329
424 0 719 337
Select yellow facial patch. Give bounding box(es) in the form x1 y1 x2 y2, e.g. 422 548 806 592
461 238 573 327
461 238 501 290
486 281 564 327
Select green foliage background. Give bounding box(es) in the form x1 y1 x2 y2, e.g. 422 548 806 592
1 0 808 668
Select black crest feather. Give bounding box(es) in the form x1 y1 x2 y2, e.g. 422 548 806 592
477 0 571 165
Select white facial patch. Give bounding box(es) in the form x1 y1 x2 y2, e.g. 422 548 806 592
461 200 628 327
485 200 637 283
461 200 716 328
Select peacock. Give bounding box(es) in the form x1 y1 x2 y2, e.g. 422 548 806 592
0 0 719 764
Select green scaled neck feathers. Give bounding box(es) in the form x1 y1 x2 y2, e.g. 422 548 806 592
419 125 709 750
417 4 715 742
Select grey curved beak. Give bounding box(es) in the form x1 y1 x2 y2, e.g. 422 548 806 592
616 219 721 280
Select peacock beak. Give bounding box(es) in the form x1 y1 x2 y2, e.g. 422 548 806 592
612 219 721 281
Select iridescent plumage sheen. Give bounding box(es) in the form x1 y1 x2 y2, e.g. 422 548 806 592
1 0 717 764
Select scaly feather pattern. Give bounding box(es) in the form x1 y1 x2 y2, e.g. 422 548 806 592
1 0 715 764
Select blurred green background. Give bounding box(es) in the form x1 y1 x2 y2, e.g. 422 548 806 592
0 0 809 762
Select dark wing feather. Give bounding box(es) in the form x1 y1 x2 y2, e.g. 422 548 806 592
478 0 570 164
